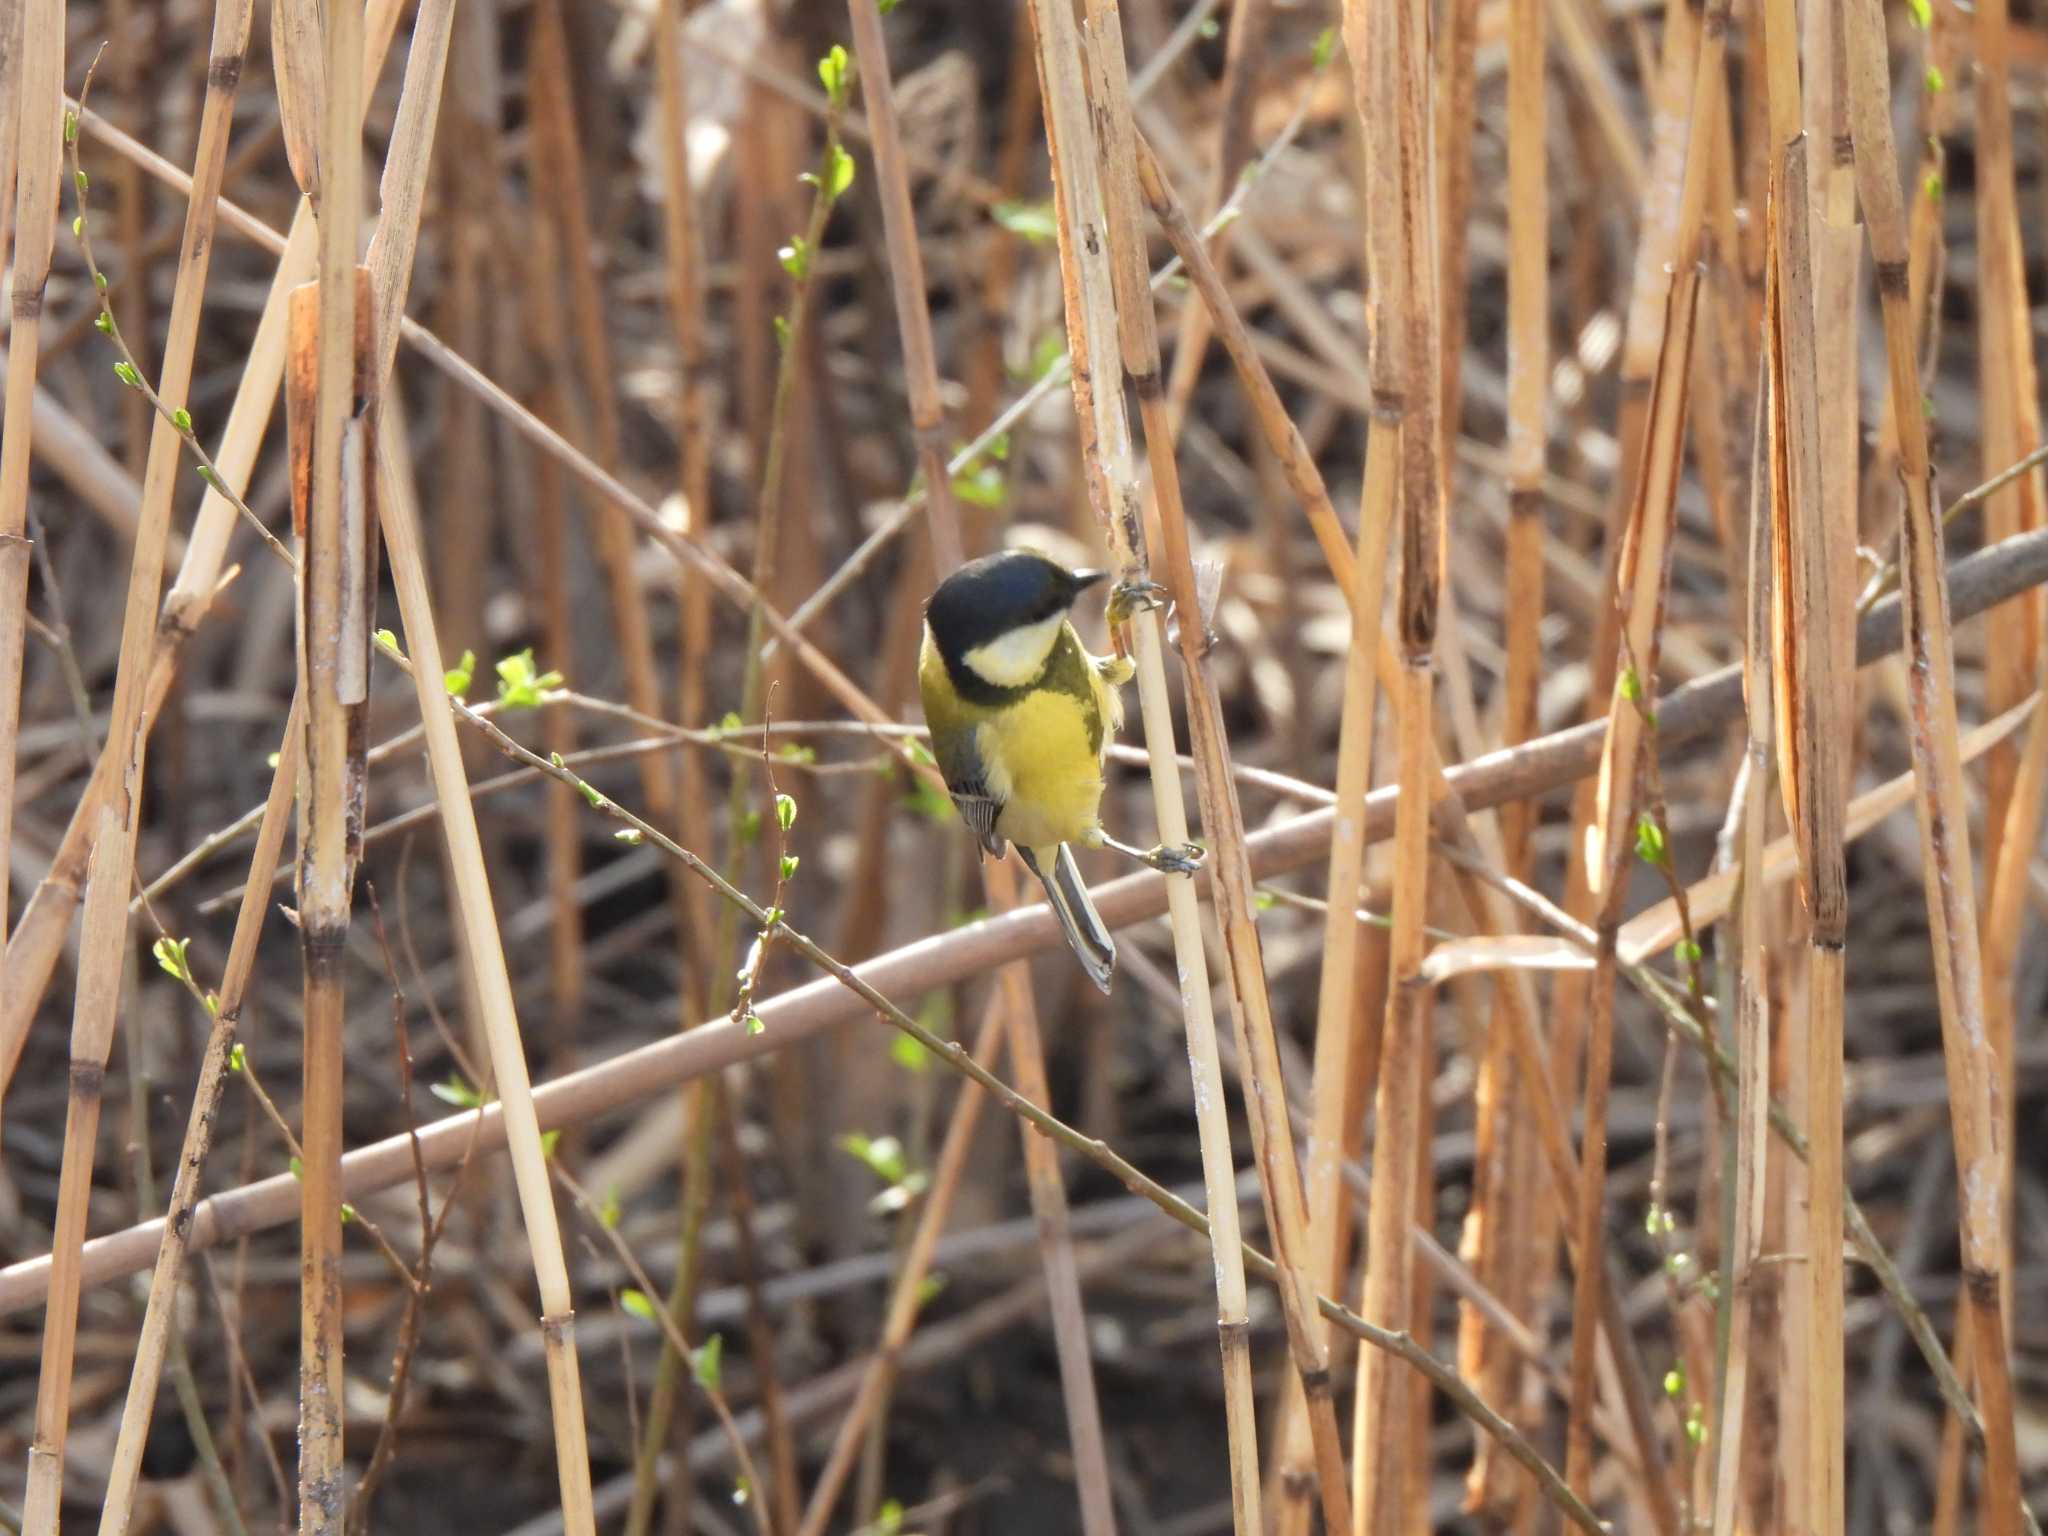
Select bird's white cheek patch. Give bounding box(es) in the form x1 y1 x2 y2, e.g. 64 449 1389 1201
962 613 1064 687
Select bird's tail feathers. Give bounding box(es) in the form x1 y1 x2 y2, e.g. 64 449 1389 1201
1020 845 1115 994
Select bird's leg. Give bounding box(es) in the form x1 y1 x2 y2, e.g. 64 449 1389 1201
1097 831 1206 876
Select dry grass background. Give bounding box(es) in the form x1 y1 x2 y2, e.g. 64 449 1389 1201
0 0 2045 1532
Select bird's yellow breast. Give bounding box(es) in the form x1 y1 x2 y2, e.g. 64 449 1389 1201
919 621 1117 852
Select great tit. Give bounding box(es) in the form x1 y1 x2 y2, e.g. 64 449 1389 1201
919 549 1201 993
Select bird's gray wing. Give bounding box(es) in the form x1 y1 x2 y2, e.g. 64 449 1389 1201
934 731 1005 859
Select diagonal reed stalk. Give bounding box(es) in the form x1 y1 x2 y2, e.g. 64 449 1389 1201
1839 0 2024 1529
1023 0 1267 1529
377 418 598 1532
17 8 250 1528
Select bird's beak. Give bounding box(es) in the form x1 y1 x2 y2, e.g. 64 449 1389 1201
1071 567 1109 592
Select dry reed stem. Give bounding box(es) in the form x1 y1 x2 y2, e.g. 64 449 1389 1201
376 425 598 1533
1339 0 1448 1518
1950 0 2048 1514
1090 12 1355 1527
0 0 61 975
17 11 250 1526
1459 0 1547 1501
1024 0 1261 1528
1114 132 1362 1493
1756 0 1851 1525
0 0 410 1104
96 695 302 1535
10 527 2048 1305
286 0 369 1517
1840 0 2024 1528
1561 0 1722 1505
1711 440 1776 1536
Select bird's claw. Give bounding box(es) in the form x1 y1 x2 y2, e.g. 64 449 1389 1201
1106 577 1170 628
1144 841 1206 876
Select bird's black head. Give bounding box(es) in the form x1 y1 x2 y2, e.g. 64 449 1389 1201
923 549 1105 670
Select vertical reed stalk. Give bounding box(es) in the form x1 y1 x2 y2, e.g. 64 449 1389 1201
98 697 302 1535
1840 0 2023 1528
1339 0 1446 1522
288 0 367 1504
1024 0 1260 1529
851 8 1122 1530
1460 0 1547 1506
1093 9 1354 1523
1709 373 1773 1536
18 8 250 1526
0 0 60 972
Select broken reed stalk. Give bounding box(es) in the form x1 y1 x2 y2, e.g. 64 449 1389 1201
377 426 598 1533
846 8 1122 1531
0 0 411 1111
1458 0 1547 1503
1086 13 1354 1531
17 10 251 1528
1340 0 1449 1521
1840 0 2024 1528
283 0 369 1520
1023 0 1264 1530
0 0 59 972
1757 0 1852 1519
98 697 301 1535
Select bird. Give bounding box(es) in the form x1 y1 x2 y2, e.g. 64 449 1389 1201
918 547 1202 993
